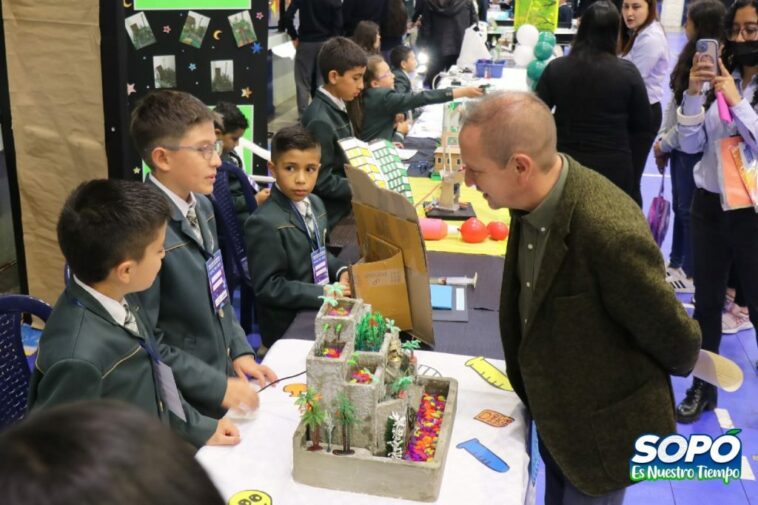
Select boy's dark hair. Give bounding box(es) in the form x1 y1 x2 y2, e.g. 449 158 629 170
318 36 368 82
270 125 320 163
214 101 249 132
390 45 413 70
0 401 224 505
130 90 216 169
57 179 170 285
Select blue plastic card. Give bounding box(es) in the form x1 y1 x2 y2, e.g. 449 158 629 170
430 284 453 310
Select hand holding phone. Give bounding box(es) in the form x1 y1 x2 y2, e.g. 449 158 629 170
687 38 719 96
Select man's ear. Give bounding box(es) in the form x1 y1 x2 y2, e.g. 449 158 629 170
512 153 533 175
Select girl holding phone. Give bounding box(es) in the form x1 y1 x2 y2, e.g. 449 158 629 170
620 0 671 205
676 0 758 424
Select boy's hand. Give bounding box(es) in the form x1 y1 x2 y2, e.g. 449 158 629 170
221 377 260 411
255 188 271 206
339 271 352 297
232 354 278 388
206 418 241 446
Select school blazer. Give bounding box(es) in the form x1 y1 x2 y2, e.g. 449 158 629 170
301 90 354 229
360 86 453 142
138 183 254 417
245 187 345 345
28 281 216 447
393 69 412 94
499 158 701 496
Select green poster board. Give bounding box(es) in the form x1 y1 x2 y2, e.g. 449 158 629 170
134 0 251 10
142 104 255 176
514 0 558 31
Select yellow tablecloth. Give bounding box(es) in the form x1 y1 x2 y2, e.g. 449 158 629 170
410 177 511 257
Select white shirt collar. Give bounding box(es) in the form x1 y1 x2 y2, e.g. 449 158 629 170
318 86 347 112
72 275 129 326
149 174 198 218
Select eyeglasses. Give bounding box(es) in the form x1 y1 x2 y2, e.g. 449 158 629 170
161 140 223 160
729 24 758 40
376 72 393 81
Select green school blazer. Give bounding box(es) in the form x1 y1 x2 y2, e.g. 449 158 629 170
29 281 216 447
392 69 412 94
245 186 346 346
499 157 701 496
301 90 354 229
138 182 253 418
360 86 453 142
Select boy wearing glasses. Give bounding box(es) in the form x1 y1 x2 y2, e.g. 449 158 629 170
130 90 277 420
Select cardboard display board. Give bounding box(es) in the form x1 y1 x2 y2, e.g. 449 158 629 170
2 0 108 303
345 165 435 347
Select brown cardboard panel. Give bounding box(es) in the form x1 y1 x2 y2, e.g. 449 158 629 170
345 165 434 347
3 0 107 303
352 234 412 330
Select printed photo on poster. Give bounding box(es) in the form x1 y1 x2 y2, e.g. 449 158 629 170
153 55 177 89
180 11 211 48
211 60 234 92
125 12 157 50
228 11 257 47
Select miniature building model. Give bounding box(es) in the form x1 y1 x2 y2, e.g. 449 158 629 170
433 146 462 172
292 291 458 501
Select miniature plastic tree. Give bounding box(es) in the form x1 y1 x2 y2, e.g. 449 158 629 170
392 376 413 398
318 282 346 307
356 312 387 351
295 388 326 451
385 318 400 334
401 338 421 361
334 392 357 455
388 411 407 460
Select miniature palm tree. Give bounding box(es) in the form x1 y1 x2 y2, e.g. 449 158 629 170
334 392 357 455
392 376 414 398
401 338 421 360
386 318 400 334
295 388 326 451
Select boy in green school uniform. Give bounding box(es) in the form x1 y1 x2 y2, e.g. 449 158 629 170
245 125 351 351
301 36 367 230
28 180 239 448
130 90 277 419
390 45 416 94
360 55 483 142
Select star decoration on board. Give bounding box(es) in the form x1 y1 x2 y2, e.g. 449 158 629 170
163 25 171 34
133 167 141 175
256 11 264 20
251 42 262 54
127 83 136 95
241 87 253 99
188 63 197 71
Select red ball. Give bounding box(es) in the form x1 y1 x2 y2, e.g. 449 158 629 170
487 221 510 241
460 218 489 243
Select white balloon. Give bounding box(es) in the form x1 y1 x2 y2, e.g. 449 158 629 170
513 44 535 67
516 24 539 47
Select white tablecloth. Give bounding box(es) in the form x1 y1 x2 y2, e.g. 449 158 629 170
197 339 532 504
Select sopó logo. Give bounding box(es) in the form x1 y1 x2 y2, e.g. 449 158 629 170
629 429 742 484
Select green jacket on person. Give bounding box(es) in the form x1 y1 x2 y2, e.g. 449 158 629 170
360 86 453 142
301 89 354 229
28 280 216 448
499 157 701 496
245 186 346 346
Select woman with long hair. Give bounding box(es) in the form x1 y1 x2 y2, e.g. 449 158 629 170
381 0 409 55
676 0 758 423
352 20 381 55
655 0 726 295
620 0 670 204
536 0 651 201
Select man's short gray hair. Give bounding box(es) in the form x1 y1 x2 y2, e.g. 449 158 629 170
460 91 557 171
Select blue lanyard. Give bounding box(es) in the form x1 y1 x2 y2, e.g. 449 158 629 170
290 200 322 251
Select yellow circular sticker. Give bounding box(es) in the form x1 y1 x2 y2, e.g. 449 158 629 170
228 490 272 505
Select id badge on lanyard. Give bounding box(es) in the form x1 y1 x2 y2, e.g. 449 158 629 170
293 201 329 286
205 250 230 314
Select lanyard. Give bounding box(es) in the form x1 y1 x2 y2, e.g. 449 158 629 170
290 200 322 251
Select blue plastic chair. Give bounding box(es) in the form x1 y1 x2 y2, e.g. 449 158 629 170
0 294 52 428
211 162 258 334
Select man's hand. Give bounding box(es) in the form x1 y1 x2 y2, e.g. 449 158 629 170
233 354 278 388
653 141 669 174
221 377 260 411
292 38 299 49
206 418 241 446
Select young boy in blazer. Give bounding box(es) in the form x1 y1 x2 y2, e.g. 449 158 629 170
29 180 239 448
245 125 351 352
130 90 277 419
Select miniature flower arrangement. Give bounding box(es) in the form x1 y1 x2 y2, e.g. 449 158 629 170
404 392 447 462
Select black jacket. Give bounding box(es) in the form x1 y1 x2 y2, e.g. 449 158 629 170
343 0 388 36
284 0 343 42
418 0 476 56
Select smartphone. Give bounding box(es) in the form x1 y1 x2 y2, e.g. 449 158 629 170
696 38 720 74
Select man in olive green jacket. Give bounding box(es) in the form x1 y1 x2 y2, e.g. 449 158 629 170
460 92 701 502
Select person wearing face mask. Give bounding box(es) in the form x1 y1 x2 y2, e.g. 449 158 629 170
676 0 758 424
620 0 670 206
